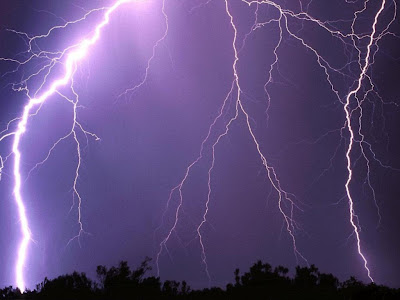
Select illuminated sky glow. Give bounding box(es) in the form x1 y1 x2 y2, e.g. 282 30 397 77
0 0 399 291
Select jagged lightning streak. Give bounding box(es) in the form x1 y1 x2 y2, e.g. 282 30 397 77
155 0 396 284
223 0 308 265
0 0 396 291
342 0 387 283
156 0 308 281
119 0 168 100
155 81 236 280
242 0 395 282
2 0 138 290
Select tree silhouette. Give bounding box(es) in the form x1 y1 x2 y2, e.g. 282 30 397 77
36 272 93 300
1 258 399 299
0 287 21 300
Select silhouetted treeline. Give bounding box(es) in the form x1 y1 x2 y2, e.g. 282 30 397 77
1 258 399 299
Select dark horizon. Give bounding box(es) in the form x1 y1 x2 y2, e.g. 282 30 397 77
2 257 400 299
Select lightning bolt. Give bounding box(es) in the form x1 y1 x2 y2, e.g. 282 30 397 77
155 0 309 283
241 0 393 283
119 0 169 100
155 0 396 284
0 0 140 290
343 0 387 283
0 0 397 291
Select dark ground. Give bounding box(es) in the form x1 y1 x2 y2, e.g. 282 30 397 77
1 258 399 300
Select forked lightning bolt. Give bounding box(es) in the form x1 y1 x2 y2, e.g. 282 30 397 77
0 0 142 290
155 0 396 284
156 0 309 281
343 0 387 282
0 0 397 292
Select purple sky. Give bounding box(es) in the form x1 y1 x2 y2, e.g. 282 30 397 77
0 0 399 290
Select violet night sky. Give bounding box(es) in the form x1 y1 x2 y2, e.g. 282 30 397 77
0 0 399 290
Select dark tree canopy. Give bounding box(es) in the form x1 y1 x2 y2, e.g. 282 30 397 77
1 258 399 300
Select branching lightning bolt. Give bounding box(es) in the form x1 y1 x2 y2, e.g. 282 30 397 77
0 0 140 290
0 0 397 291
155 0 309 283
155 0 397 284
119 0 169 100
342 0 387 283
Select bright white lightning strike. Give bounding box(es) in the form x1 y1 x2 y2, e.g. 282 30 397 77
343 0 387 283
0 0 397 292
6 0 138 291
155 0 396 284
